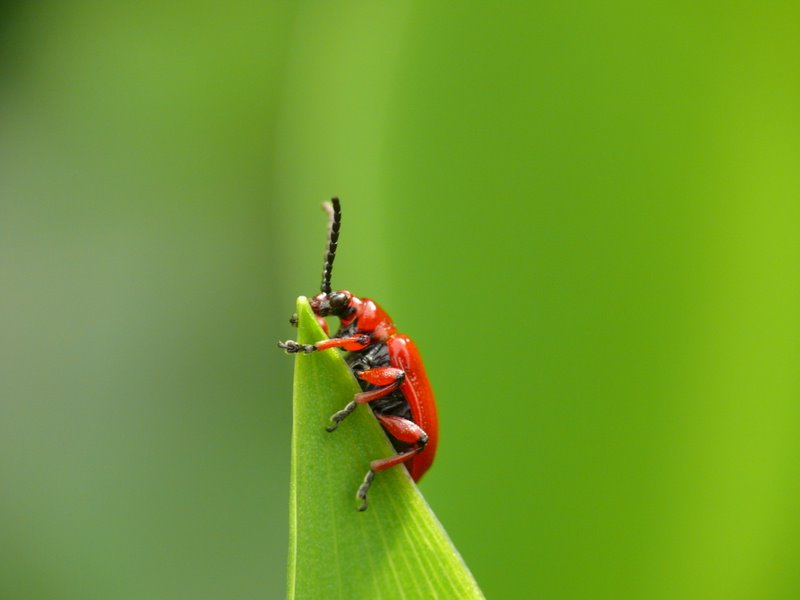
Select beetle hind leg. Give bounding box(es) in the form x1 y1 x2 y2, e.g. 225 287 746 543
356 471 375 511
356 414 428 511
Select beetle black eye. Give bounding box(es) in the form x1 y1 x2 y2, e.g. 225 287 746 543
329 292 347 312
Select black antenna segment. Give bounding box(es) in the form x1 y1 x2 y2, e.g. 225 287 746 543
321 197 342 294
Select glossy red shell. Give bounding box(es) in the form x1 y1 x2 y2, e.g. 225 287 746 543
387 334 438 481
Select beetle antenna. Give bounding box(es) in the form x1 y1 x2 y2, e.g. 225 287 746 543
320 197 341 294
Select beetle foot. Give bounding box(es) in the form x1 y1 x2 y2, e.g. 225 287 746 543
278 340 315 353
356 470 374 512
289 313 298 327
326 401 356 432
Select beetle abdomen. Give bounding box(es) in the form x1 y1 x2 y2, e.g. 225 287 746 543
345 343 414 437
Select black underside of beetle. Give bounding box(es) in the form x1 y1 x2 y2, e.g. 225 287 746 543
337 326 413 453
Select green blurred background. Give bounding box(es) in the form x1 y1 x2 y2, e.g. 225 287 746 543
1 2 799 599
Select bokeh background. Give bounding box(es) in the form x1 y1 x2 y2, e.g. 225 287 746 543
2 2 799 599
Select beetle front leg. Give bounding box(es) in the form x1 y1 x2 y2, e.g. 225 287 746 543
288 311 328 334
326 367 405 432
278 340 315 353
356 414 428 511
278 334 371 354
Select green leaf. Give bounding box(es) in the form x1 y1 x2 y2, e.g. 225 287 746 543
287 296 485 600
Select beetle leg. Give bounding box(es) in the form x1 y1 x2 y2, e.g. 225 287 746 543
356 414 428 511
277 340 315 353
277 334 371 354
287 312 325 332
326 367 405 432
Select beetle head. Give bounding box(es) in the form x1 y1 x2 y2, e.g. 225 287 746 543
309 290 353 318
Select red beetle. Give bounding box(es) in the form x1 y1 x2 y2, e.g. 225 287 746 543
279 198 438 510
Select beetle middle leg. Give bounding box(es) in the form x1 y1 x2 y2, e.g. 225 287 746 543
326 367 405 432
